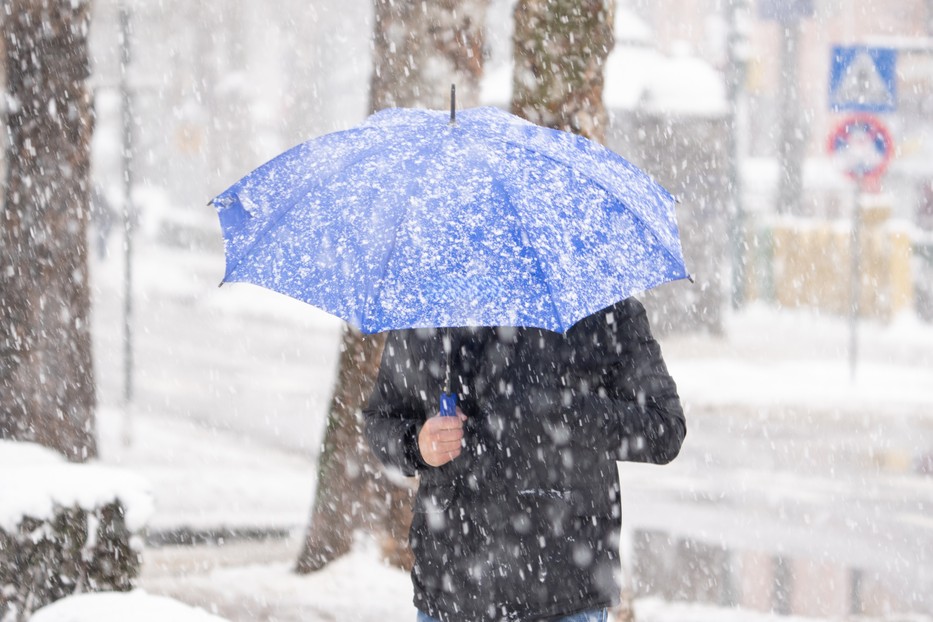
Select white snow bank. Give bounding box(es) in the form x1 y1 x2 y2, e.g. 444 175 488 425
139 549 416 622
627 51 727 116
481 30 727 117
30 590 229 622
636 598 931 622
608 8 727 115
0 439 65 465
664 305 933 417
603 46 665 110
483 46 728 117
96 406 314 532
0 440 153 532
636 597 818 622
480 64 511 108
614 8 653 45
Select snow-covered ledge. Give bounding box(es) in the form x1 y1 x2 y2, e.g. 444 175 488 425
0 440 154 621
30 591 229 622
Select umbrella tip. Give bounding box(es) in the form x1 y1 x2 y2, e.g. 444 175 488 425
687 273 695 284
218 280 225 288
450 84 456 124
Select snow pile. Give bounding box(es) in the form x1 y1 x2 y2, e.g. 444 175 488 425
604 45 727 116
614 7 653 45
482 45 727 117
0 439 64 466
480 6 726 117
636 598 933 622
666 305 933 416
0 439 154 532
30 591 229 622
138 550 417 622
95 406 316 533
480 64 511 107
0 440 154 620
636 597 819 622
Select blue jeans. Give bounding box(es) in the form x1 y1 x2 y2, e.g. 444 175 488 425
417 609 608 622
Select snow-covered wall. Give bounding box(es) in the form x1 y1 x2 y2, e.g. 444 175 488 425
0 441 153 532
0 441 153 621
30 591 230 622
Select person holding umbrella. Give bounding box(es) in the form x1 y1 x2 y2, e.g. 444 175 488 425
364 296 685 622
211 103 690 621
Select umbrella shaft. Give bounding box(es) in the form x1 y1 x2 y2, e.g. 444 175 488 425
450 84 456 124
443 327 451 393
441 327 456 416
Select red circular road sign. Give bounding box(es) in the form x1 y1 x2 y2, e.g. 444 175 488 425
827 114 894 186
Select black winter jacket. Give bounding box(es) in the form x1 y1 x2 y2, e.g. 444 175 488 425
363 298 685 622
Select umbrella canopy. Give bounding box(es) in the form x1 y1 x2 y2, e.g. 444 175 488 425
211 106 689 334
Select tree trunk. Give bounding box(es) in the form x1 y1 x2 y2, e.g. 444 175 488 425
370 0 487 111
511 0 621 615
295 327 389 572
296 0 489 574
511 0 614 143
0 0 97 462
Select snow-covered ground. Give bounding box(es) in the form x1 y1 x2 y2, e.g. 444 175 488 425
6 230 925 620
69 219 933 620
0 0 917 617
30 591 229 622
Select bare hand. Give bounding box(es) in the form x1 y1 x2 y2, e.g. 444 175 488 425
418 410 467 467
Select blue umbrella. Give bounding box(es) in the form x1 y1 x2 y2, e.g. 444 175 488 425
211 99 690 414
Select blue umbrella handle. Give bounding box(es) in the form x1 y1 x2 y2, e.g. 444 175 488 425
439 392 457 417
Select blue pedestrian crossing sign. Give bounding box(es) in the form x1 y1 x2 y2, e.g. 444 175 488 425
829 46 897 112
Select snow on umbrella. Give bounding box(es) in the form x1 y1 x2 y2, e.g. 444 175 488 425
210 99 690 411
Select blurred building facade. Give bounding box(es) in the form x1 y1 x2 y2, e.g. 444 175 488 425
88 0 373 250
83 0 933 321
625 0 933 183
623 0 933 320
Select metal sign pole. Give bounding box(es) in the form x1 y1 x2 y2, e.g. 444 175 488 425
828 114 894 382
727 0 748 308
826 38 898 382
849 180 862 381
120 3 135 445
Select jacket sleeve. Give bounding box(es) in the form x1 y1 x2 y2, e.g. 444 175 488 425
362 331 428 476
580 298 686 465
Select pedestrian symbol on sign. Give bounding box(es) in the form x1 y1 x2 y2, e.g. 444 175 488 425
829 46 897 113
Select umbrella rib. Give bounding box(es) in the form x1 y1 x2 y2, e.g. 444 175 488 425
356 134 443 332
470 127 685 275
223 132 433 293
494 179 567 332
356 196 407 334
221 134 390 282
